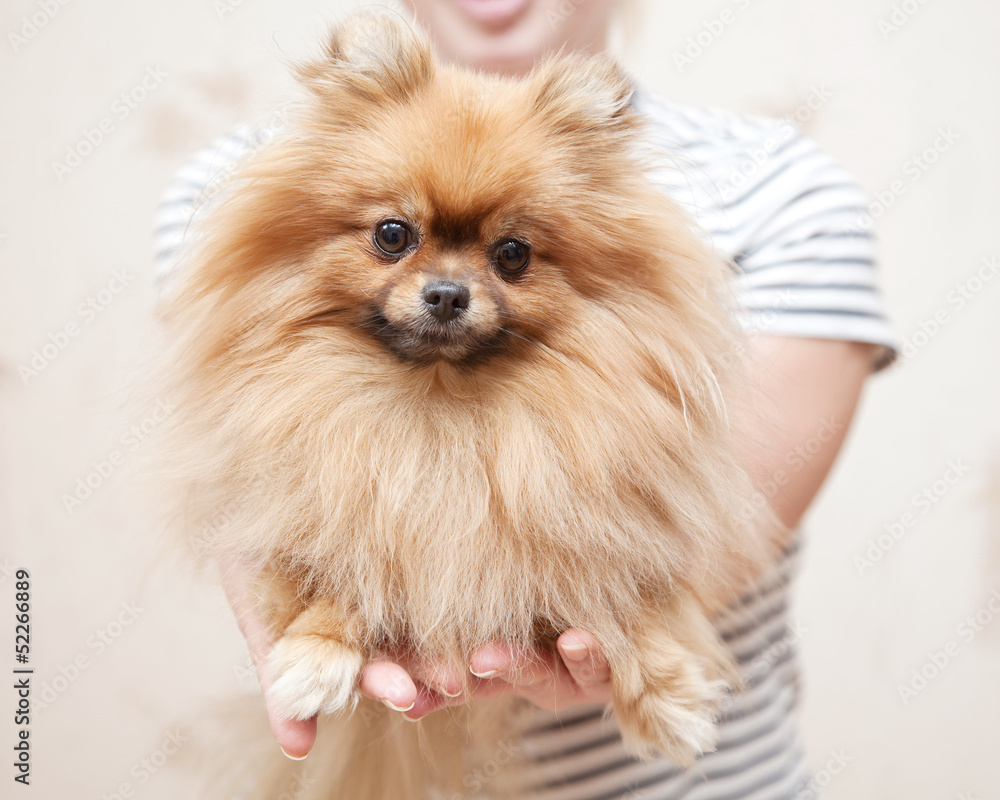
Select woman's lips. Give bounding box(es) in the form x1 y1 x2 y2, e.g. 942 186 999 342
454 0 533 28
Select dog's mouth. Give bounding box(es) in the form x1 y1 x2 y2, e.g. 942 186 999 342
362 307 509 366
361 276 522 366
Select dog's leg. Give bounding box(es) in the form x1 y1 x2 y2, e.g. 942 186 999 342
608 594 735 766
264 593 367 721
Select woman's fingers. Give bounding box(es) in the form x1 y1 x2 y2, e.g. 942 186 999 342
403 682 452 720
223 552 611 734
358 659 418 712
247 631 317 758
469 641 566 710
468 640 520 680
266 709 317 760
219 557 319 759
467 633 612 710
360 655 472 720
556 629 611 692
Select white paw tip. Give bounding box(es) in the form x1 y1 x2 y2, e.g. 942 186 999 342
267 635 364 720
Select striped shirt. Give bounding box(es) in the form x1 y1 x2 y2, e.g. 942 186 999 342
153 90 896 800
516 544 810 800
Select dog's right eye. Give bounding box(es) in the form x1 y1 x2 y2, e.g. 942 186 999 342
373 220 412 257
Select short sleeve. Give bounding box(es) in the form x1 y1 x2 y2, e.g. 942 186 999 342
728 130 897 371
152 125 276 292
632 92 898 372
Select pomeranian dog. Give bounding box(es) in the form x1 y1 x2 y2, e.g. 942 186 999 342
157 10 779 799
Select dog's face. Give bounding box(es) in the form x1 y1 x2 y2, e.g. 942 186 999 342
178 13 704 374
289 18 646 369
337 88 583 366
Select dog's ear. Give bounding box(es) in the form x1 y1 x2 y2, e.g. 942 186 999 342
530 53 636 136
297 10 434 104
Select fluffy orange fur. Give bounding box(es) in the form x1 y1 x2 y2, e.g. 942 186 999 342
157 11 780 798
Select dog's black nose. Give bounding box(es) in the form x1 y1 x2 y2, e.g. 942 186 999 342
422 280 470 323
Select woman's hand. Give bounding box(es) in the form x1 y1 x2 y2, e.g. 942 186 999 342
221 557 317 760
367 630 613 721
222 557 611 759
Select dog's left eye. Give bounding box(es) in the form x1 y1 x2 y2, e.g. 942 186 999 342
493 239 530 276
373 220 413 256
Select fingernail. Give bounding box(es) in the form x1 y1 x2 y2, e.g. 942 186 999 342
440 688 463 698
402 713 424 723
280 746 308 761
381 697 416 712
559 642 590 662
470 666 497 679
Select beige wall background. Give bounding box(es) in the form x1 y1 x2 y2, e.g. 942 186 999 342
2 0 998 797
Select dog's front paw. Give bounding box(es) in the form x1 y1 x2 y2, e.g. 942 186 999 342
614 674 725 766
266 634 365 720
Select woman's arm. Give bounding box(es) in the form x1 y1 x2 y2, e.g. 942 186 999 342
737 336 878 534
